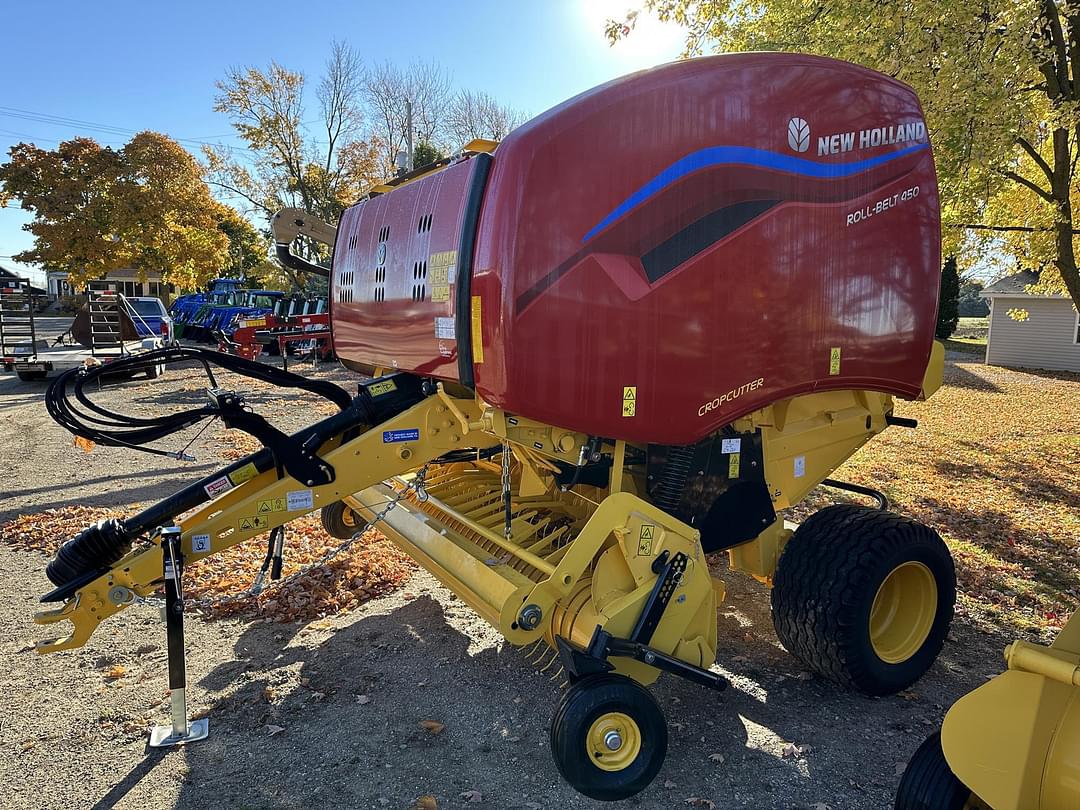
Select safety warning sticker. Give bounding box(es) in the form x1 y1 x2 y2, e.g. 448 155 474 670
638 524 655 556
238 515 269 531
368 379 397 396
287 489 314 511
191 534 211 553
204 476 233 499
229 462 258 486
721 437 741 454
258 497 286 514
431 284 450 303
622 386 637 417
829 347 842 375
728 452 741 478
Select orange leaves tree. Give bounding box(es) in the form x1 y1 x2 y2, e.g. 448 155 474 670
0 131 259 291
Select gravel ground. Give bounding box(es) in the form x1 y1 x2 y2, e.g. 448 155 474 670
0 342 1018 810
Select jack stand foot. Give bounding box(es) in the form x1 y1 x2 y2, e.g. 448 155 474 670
148 527 209 748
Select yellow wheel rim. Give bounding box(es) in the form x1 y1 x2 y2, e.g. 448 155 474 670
870 561 938 663
586 712 642 772
341 506 358 528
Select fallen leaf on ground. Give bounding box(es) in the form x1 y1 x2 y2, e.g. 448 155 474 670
356 694 371 704
685 799 716 809
104 665 127 679
459 790 482 802
265 725 284 736
781 743 802 758
708 752 725 763
420 720 445 735
412 797 437 810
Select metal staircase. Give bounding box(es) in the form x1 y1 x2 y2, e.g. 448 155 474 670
0 277 38 357
86 288 125 357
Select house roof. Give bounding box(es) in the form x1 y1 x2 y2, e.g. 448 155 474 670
981 270 1046 297
0 264 47 295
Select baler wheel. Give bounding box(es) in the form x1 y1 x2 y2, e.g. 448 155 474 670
550 673 667 801
894 731 976 809
320 500 366 541
771 504 955 696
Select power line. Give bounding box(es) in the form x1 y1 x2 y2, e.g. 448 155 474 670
0 105 251 153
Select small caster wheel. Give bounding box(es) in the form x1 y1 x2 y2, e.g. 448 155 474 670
894 731 976 809
550 673 667 801
320 501 366 540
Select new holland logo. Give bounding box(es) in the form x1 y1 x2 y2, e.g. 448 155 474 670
787 117 810 152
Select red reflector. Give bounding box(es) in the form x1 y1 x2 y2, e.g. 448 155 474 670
160 320 169 336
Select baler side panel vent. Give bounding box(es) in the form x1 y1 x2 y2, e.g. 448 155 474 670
418 213 433 233
336 268 355 303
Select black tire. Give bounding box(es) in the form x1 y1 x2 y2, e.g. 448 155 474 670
16 370 46 382
895 731 972 809
550 673 667 802
320 500 366 540
772 504 955 696
146 362 163 379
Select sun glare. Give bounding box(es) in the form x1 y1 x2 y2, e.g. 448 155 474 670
577 0 685 66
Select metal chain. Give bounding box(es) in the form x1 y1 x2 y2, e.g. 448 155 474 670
501 442 513 539
136 465 432 611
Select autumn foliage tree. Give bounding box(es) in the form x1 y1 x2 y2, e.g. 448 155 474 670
609 1 1080 311
0 132 257 290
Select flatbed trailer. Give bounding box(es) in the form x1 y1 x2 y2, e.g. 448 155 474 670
1 284 165 382
3 337 165 381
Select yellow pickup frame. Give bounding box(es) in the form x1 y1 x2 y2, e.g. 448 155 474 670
35 394 495 653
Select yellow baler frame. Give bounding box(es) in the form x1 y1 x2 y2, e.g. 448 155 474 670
35 345 943 690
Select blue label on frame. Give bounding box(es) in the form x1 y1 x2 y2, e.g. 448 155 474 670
383 429 420 443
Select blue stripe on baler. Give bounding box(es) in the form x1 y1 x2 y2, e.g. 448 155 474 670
582 142 930 243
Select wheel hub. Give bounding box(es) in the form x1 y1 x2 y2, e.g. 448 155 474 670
870 561 938 664
586 712 641 772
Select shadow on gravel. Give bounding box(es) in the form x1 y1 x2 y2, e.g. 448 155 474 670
105 582 1009 810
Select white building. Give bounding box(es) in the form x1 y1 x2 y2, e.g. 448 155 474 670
46 269 176 304
982 270 1080 373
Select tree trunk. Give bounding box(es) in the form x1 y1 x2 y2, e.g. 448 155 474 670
1052 127 1080 307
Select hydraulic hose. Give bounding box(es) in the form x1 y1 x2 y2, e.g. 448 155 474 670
44 345 352 458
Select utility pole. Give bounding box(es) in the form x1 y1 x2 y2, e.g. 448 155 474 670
405 99 414 172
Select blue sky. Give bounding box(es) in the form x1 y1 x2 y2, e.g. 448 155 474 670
0 0 684 286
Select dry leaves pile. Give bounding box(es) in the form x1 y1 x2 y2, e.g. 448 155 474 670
215 428 263 460
0 507 414 623
792 361 1080 636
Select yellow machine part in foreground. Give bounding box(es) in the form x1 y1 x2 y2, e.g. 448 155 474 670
941 609 1080 809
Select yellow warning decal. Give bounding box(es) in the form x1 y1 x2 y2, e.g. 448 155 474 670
258 497 286 514
368 379 397 396
471 296 484 364
238 515 270 531
431 284 450 303
638 524 655 556
229 462 258 486
241 317 266 328
829 347 842 375
622 385 636 417
430 265 450 285
429 250 457 267
728 452 740 478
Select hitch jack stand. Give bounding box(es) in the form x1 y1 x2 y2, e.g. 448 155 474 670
149 527 209 748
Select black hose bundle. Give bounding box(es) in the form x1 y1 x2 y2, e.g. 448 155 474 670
46 518 131 587
44 346 353 459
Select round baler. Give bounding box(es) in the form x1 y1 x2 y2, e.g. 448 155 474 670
36 53 953 801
